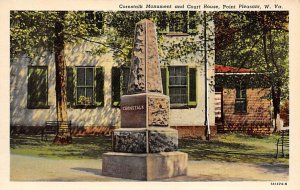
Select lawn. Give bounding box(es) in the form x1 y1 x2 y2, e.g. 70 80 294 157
10 133 288 166
180 133 288 165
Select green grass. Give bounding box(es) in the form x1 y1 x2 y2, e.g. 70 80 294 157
10 133 289 166
180 133 288 165
10 135 112 160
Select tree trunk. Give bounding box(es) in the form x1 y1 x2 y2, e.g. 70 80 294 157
262 16 284 133
53 11 72 145
268 28 282 133
272 81 282 132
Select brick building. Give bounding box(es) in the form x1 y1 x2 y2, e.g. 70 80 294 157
215 65 273 134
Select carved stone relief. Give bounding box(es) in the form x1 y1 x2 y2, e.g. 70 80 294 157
148 97 169 127
127 19 163 94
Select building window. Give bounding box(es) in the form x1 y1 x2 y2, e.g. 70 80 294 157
169 11 188 33
27 66 49 109
169 66 188 105
67 66 104 108
110 65 197 108
76 67 94 105
235 83 247 113
161 66 197 108
158 11 198 34
85 11 103 35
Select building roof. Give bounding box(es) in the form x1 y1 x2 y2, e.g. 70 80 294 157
215 64 252 73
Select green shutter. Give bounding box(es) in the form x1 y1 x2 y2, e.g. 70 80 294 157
67 67 76 108
27 67 35 108
95 67 104 107
111 67 121 107
27 66 48 108
121 67 130 96
160 67 169 95
188 67 197 107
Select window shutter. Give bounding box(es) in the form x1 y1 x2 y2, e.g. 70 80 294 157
95 67 104 107
111 67 121 107
27 66 48 108
160 67 168 95
27 67 35 108
67 67 76 108
188 67 197 107
121 67 130 96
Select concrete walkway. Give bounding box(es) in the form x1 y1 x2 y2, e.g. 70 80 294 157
10 154 288 181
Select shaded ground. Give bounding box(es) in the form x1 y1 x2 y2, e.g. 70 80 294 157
10 133 289 165
11 154 288 181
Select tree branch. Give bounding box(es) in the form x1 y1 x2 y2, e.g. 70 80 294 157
237 35 262 71
66 33 110 47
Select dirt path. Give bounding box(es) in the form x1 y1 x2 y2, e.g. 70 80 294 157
10 154 288 181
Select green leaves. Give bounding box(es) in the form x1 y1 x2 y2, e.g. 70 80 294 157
10 11 215 67
10 11 105 59
215 11 289 101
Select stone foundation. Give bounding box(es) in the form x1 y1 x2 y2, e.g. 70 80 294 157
171 125 217 139
112 127 178 153
102 152 188 181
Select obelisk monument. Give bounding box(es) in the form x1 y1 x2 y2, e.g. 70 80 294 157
102 19 188 181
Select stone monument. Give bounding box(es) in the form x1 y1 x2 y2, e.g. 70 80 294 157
102 19 188 181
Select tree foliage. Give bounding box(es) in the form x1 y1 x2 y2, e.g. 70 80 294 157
10 11 108 144
11 11 215 142
215 12 288 94
10 11 107 59
215 11 289 131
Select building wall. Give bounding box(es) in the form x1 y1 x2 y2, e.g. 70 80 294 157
222 87 272 132
10 16 215 135
161 13 215 128
10 42 121 128
11 53 57 127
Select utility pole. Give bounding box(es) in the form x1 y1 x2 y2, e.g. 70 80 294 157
204 11 211 141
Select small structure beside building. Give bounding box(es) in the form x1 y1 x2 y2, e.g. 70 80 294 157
214 65 273 134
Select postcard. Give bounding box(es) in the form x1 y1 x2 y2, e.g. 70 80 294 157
1 0 300 190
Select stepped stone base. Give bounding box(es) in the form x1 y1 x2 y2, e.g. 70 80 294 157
112 127 178 153
102 152 188 181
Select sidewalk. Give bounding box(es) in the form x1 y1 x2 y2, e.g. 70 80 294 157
10 154 288 181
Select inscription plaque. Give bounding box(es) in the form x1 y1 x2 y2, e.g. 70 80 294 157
121 94 147 128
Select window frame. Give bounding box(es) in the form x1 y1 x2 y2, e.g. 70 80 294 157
161 65 197 109
85 11 104 35
234 83 247 113
27 66 49 109
169 11 188 33
67 66 104 109
76 66 95 106
158 11 199 35
168 66 189 108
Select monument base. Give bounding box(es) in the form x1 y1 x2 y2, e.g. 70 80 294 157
113 127 178 153
102 152 188 181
